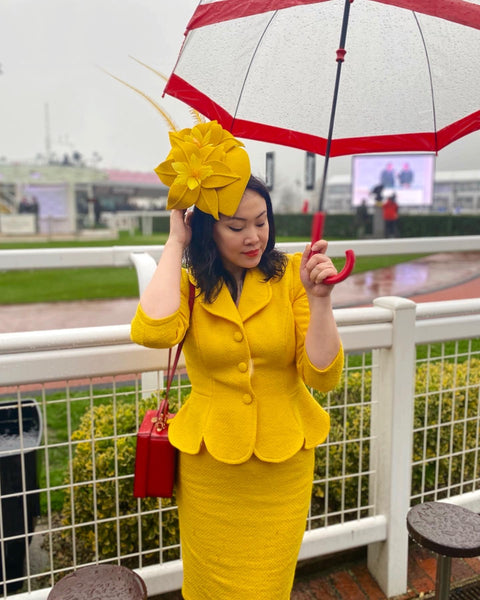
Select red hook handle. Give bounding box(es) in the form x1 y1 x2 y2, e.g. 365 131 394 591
323 249 355 285
310 211 356 285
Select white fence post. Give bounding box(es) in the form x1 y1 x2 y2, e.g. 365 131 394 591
367 296 417 597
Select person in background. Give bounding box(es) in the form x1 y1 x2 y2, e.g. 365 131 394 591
370 183 384 205
130 120 344 600
380 162 395 189
382 193 399 237
355 198 369 238
18 197 29 213
398 162 414 187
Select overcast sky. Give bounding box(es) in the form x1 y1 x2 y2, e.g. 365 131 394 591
1 0 479 188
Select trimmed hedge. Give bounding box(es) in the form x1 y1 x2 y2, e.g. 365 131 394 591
310 357 480 524
46 394 182 573
50 357 480 568
151 213 480 239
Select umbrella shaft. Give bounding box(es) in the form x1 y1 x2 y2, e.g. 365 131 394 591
319 0 352 211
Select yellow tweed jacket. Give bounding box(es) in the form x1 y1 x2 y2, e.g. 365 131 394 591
130 253 343 464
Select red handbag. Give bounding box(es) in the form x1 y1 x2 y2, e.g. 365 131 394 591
133 283 195 498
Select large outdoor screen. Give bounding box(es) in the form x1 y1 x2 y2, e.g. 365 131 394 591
351 154 435 207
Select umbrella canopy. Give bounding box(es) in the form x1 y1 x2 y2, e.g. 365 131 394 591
164 0 480 285
164 0 480 158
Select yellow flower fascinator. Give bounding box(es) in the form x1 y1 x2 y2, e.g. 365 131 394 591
155 120 251 219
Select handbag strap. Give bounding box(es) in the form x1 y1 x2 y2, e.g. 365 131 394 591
159 281 195 423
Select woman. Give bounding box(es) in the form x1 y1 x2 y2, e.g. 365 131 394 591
131 121 343 599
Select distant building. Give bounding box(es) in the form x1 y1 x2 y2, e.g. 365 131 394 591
0 164 167 234
2 162 480 235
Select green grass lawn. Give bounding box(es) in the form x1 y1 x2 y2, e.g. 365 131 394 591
1 267 139 303
0 233 427 304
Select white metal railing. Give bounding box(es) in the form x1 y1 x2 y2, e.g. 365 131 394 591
0 298 479 599
1 235 480 270
1 238 480 599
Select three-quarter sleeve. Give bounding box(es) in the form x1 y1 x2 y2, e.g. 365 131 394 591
130 270 192 349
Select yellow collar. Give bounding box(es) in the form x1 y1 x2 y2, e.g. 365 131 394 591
198 269 272 323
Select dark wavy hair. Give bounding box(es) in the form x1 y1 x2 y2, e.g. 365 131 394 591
184 174 287 303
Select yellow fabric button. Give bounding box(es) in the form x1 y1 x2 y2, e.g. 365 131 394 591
242 394 252 405
238 362 248 373
233 331 243 342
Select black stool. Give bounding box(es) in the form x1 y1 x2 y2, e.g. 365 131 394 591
47 564 147 599
407 502 480 600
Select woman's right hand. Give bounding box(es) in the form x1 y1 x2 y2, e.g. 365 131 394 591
139 209 192 318
168 209 192 248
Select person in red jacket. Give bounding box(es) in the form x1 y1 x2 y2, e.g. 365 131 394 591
382 193 399 237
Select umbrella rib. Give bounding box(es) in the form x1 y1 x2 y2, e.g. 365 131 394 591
412 11 438 153
230 11 278 130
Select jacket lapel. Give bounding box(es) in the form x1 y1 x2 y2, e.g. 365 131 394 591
238 269 272 321
199 282 242 325
198 269 272 324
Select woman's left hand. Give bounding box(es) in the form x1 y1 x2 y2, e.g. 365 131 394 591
300 240 338 297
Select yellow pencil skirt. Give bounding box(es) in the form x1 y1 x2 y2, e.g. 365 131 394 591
176 446 315 600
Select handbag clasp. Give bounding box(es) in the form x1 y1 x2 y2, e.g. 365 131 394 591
151 415 167 432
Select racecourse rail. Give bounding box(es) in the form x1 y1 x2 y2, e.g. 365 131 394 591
0 236 479 598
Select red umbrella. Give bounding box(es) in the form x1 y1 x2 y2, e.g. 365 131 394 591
164 0 480 283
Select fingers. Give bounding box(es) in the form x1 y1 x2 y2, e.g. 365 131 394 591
302 240 337 286
169 209 192 247
170 209 191 228
300 243 312 271
301 238 328 266
170 209 185 225
310 239 328 255
307 255 337 284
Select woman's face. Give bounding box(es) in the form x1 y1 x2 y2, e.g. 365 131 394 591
213 188 269 278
